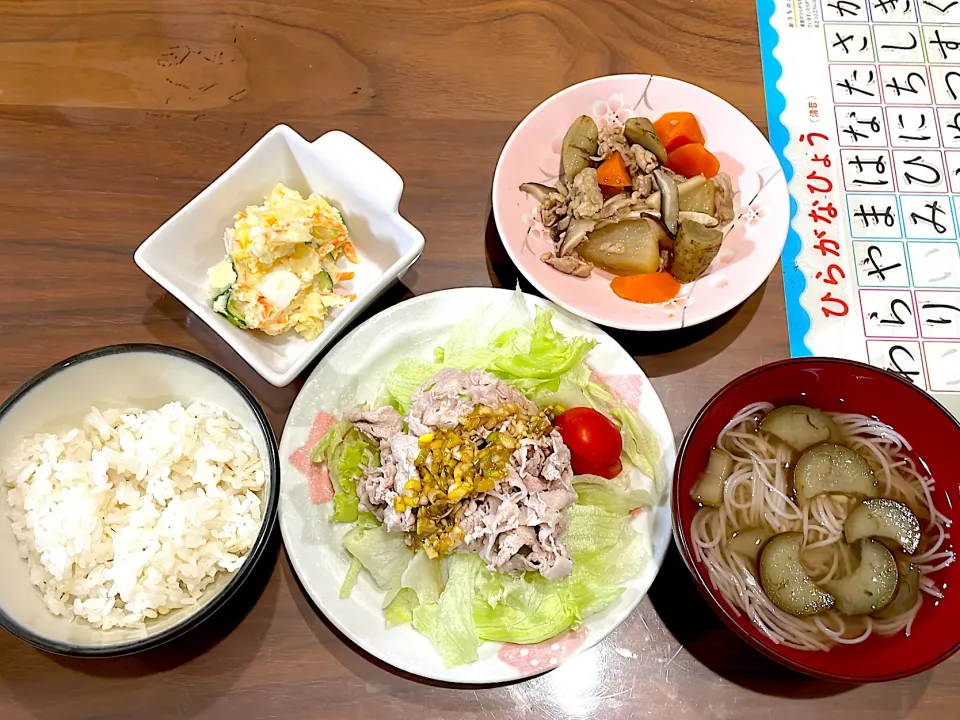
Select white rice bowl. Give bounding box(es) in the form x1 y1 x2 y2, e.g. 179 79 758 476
2 401 265 630
0 345 278 656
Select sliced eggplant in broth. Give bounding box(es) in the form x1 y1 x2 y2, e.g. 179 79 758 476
794 443 879 502
820 538 898 615
872 553 920 620
690 448 734 507
844 498 921 554
758 532 836 617
726 526 775 561
760 405 841 452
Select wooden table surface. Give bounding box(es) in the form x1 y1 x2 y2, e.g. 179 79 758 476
0 1 956 718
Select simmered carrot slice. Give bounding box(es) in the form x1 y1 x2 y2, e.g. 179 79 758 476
653 112 706 153
610 272 681 304
596 152 632 193
666 143 720 179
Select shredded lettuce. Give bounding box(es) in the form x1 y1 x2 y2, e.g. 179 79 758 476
609 404 661 486
489 307 596 394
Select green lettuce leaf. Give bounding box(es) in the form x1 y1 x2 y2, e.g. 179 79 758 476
488 307 596 394
574 476 654 516
400 549 444 604
563 504 626 557
412 554 484 668
383 358 439 414
310 421 375 523
342 524 414 607
384 587 419 628
310 421 348 464
333 430 377 523
565 524 647 617
473 572 580 644
381 551 444 628
339 556 363 599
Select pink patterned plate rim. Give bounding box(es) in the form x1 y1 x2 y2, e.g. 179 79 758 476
492 74 789 332
277 287 675 683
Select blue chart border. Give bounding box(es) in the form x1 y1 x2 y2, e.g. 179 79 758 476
757 0 813 357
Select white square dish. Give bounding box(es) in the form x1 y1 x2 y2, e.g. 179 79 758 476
134 125 425 386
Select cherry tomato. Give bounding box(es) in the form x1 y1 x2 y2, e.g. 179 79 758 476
554 407 622 466
570 454 623 479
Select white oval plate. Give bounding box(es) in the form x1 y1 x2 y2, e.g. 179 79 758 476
278 287 675 682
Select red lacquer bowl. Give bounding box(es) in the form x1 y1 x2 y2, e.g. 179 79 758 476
672 358 960 682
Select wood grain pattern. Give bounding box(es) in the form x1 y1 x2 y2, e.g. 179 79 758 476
0 1 955 718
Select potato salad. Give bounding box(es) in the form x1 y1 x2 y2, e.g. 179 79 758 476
208 183 357 340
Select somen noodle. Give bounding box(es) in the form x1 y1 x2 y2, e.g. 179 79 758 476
690 402 954 651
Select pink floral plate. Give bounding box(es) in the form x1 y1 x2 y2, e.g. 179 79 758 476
492 74 789 331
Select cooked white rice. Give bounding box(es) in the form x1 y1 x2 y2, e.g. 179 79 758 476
1 401 265 630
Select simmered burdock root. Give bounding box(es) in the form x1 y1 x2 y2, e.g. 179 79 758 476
561 115 599 181
669 219 723 283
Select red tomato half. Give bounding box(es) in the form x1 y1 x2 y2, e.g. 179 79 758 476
554 407 623 466
570 454 623 479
